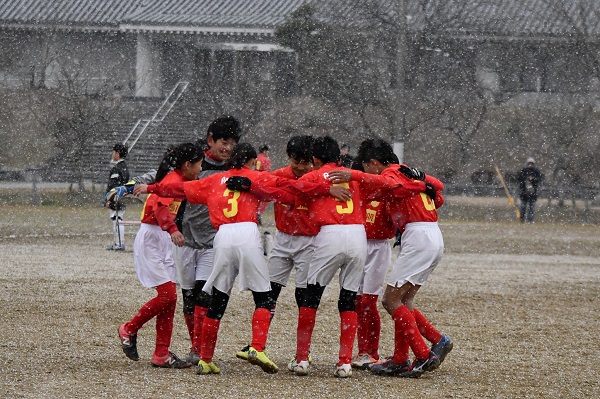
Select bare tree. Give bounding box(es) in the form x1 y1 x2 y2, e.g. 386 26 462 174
25 56 120 191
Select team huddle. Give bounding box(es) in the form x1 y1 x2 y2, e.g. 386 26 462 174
107 115 453 379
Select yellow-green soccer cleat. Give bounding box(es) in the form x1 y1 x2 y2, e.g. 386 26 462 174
235 344 250 361
247 346 279 374
196 360 221 375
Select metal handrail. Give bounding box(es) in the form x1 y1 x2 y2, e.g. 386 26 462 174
123 81 189 152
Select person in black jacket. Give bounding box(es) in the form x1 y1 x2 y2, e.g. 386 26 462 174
106 143 130 250
340 143 354 168
518 157 543 223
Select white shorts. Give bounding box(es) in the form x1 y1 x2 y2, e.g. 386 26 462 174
307 224 367 292
172 245 215 290
133 223 177 288
203 222 270 295
268 231 315 288
360 239 392 296
387 222 444 287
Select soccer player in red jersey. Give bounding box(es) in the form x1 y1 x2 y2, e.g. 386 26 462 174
137 143 350 375
352 184 396 370
117 143 204 369
289 136 431 378
330 138 452 378
235 135 319 362
255 143 272 224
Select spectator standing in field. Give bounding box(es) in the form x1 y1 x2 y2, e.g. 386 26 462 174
105 143 129 251
340 143 354 168
518 157 543 223
256 144 271 225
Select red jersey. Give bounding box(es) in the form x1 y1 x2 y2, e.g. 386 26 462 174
147 166 330 229
299 163 366 227
387 185 444 233
348 164 444 233
272 166 319 236
256 153 271 172
363 198 396 240
140 169 185 235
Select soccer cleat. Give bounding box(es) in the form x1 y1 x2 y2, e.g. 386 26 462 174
106 244 125 251
288 359 310 376
186 351 201 365
236 344 250 361
351 353 380 370
430 334 453 364
287 353 313 371
334 363 353 378
247 346 279 374
196 360 221 375
151 351 193 369
370 358 412 376
118 323 139 361
407 351 440 378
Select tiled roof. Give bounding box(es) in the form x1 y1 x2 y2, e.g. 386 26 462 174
0 0 142 27
0 0 599 37
122 0 308 29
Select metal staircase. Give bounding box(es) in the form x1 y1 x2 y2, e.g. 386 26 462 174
123 81 189 153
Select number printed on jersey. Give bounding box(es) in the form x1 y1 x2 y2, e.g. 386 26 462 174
366 209 377 224
365 201 380 224
168 201 181 214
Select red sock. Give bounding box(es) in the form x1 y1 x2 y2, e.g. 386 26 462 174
355 295 368 354
362 294 381 359
392 306 430 360
392 320 410 365
128 282 176 334
200 317 220 363
153 282 177 358
296 307 317 362
183 312 194 342
251 308 271 352
412 308 442 344
339 310 358 365
191 306 208 354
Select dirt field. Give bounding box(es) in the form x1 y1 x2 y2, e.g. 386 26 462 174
1 201 599 398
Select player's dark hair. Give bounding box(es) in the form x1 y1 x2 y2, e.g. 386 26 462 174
259 144 270 153
351 157 365 172
226 143 257 169
207 115 242 143
155 142 204 182
286 135 313 163
356 139 398 166
113 143 128 158
312 136 340 165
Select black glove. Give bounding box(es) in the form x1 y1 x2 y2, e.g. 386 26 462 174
393 229 402 248
226 176 252 192
399 165 425 181
424 181 436 201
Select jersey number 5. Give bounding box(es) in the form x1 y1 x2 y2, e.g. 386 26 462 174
223 189 240 217
334 183 354 214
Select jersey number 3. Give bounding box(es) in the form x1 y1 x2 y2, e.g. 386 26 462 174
223 189 240 217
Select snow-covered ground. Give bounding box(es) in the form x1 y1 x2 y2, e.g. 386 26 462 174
0 204 598 398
